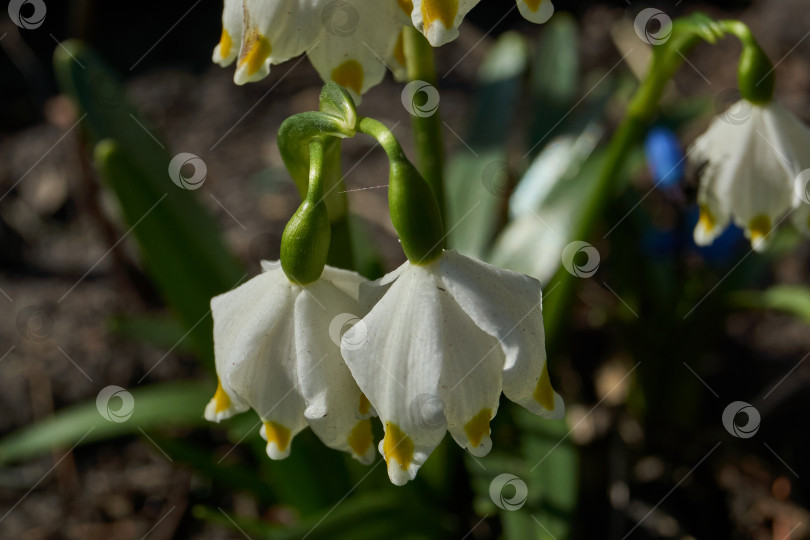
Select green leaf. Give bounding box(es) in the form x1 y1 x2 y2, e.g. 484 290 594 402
107 313 193 353
0 382 209 464
54 41 244 363
730 285 810 324
514 410 577 540
445 32 529 257
527 13 580 154
94 140 245 364
194 489 441 540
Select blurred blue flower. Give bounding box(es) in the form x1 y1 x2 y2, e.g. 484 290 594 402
644 126 685 189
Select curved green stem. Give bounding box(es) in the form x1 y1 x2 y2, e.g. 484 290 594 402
403 26 446 226
358 116 445 263
357 116 407 162
543 13 752 341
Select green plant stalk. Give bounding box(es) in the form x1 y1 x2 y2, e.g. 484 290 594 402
543 14 741 341
403 26 446 227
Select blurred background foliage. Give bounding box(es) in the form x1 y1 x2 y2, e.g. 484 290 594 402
1 0 809 539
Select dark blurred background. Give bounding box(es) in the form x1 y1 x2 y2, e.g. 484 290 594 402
3 0 810 539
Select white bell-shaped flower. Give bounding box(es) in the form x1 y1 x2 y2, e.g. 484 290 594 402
410 0 554 46
691 99 810 251
205 260 376 464
212 0 406 95
340 250 564 485
213 0 554 93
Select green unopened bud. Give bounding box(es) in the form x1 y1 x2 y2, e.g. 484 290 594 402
737 39 775 104
281 199 330 284
389 157 444 264
280 140 330 284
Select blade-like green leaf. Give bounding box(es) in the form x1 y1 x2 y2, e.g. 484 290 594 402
446 32 529 257
527 13 580 155
194 489 442 540
94 140 245 364
54 41 244 363
107 313 193 352
730 285 810 324
0 382 209 464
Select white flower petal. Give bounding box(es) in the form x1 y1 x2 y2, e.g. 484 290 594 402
342 264 446 485
516 0 554 24
411 0 479 46
212 0 242 66
294 279 376 464
357 258 408 311
434 295 503 457
689 101 799 250
727 109 793 249
437 250 563 418
217 267 307 459
764 102 810 183
319 264 366 301
231 0 323 85
306 0 403 100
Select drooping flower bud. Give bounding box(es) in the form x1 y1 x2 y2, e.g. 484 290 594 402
357 116 444 264
280 140 331 284
737 39 775 105
388 157 444 264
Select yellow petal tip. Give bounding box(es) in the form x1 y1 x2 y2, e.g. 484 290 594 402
382 422 414 469
262 421 291 459
533 364 556 412
421 0 458 31
238 31 272 77
217 28 233 60
348 419 373 459
697 205 716 234
213 380 231 414
331 59 364 95
358 393 371 416
463 408 492 449
748 214 771 249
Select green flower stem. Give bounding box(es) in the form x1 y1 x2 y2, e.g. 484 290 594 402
403 26 446 226
358 116 444 264
543 13 742 341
